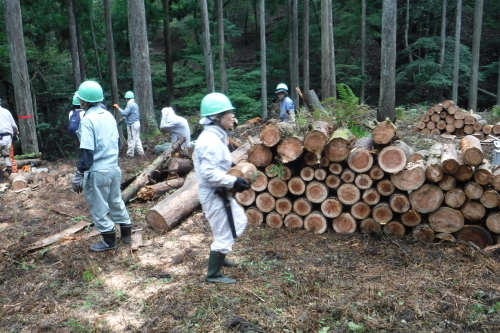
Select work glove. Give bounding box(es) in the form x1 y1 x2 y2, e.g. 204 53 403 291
72 170 84 193
118 118 124 125
233 177 249 193
13 134 19 142
112 104 119 109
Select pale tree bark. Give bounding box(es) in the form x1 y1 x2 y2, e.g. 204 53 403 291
217 0 227 94
360 0 366 103
468 0 483 112
303 0 310 94
290 0 299 107
127 0 158 133
75 8 86 81
452 0 462 104
438 0 447 100
328 0 336 99
259 0 267 120
162 0 175 103
378 0 397 122
321 0 332 99
104 0 125 148
67 0 81 88
3 0 39 153
200 0 215 92
404 0 413 63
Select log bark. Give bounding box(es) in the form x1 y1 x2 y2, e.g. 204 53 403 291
284 212 304 229
11 174 29 190
378 145 408 173
303 121 334 154
455 225 493 249
304 211 328 234
412 223 435 242
328 162 343 175
474 159 492 185
277 137 304 163
266 211 283 229
372 202 393 224
389 192 410 213
391 159 426 191
267 178 288 198
259 122 282 147
351 202 371 219
137 177 185 201
429 207 464 233
362 188 381 205
164 158 194 176
435 233 456 242
235 188 256 206
360 218 381 232
401 209 422 227
441 143 459 174
409 184 444 213
460 201 486 221
255 192 276 213
323 127 355 162
464 182 483 200
332 213 357 233
444 188 466 208
438 174 456 191
372 119 397 144
251 172 268 192
480 189 500 208
376 179 395 196
485 213 500 233
320 197 343 218
275 197 293 215
288 176 306 195
455 153 474 182
337 183 361 205
460 135 484 166
354 174 373 189
248 143 273 167
340 168 355 183
293 198 312 216
305 181 329 203
246 206 264 225
368 165 385 180
300 166 315 181
383 221 406 236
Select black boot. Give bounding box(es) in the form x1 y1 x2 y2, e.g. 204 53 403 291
90 231 117 252
205 251 236 284
0 170 4 184
223 258 236 267
6 167 12 176
119 224 132 244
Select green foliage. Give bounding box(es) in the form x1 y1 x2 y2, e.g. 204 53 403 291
492 105 500 118
320 84 367 131
268 164 285 179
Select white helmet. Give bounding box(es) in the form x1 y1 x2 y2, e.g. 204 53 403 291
275 83 288 94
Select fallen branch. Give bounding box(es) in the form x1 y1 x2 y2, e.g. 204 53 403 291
25 221 91 252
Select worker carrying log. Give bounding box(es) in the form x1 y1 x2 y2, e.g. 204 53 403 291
193 92 250 284
275 83 295 123
72 81 132 252
155 106 191 154
0 98 19 183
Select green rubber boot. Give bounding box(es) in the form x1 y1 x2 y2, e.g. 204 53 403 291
205 251 236 283
223 258 236 267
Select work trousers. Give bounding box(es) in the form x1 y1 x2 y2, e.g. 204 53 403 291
126 122 144 157
0 139 12 167
83 167 131 233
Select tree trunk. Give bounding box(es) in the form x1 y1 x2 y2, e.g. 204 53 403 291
444 188 466 208
277 137 304 163
452 0 462 103
412 223 435 242
323 127 355 162
284 212 304 229
372 202 393 224
362 188 381 205
290 0 299 107
303 0 310 94
337 183 361 205
438 0 447 100
199 0 215 92
137 177 185 201
217 0 227 94
162 0 175 103
266 211 283 229
351 202 371 219
246 206 264 225
378 0 397 121
304 90 327 114
89 17 103 85
293 198 312 216
360 0 366 102
332 213 356 233
4 0 39 153
409 184 444 213
468 0 484 112
67 0 81 88
401 209 422 227
456 225 493 249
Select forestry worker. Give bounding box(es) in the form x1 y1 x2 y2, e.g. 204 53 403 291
72 80 132 252
159 106 191 147
193 92 249 284
113 91 145 159
275 83 296 122
0 100 19 182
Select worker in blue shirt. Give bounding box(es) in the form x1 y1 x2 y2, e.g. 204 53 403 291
113 91 144 159
72 81 132 252
275 83 295 122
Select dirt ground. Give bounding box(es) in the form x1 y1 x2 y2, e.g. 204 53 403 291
1 111 500 333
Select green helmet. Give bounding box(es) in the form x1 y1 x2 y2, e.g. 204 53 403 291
72 94 80 106
125 91 134 99
76 81 104 103
200 92 235 117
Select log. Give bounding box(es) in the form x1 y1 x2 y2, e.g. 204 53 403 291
463 124 474 135
421 128 431 135
454 119 464 128
323 127 356 162
304 211 328 234
494 122 500 135
235 188 256 206
248 143 273 167
320 197 343 218
303 121 334 154
447 104 458 114
445 114 455 124
354 174 373 189
337 183 361 205
11 174 29 190
417 122 426 129
454 153 474 182
314 168 327 181
300 166 315 181
383 221 406 236
305 181 329 203
33 171 47 184
340 168 355 183
277 137 304 163
304 151 320 166
24 221 92 252
422 114 431 122
435 233 456 242
474 159 492 185
430 128 441 135
347 137 374 173
137 177 185 201
431 114 441 122
130 233 143 251
409 184 444 213
480 189 500 208
390 159 426 191
473 121 483 132
437 120 447 130
266 211 283 229
433 103 443 113
325 175 341 189
389 193 411 213
412 224 435 242
460 201 486 221
441 143 459 174
332 213 357 233
360 218 381 233
362 188 381 205
284 213 304 229
372 202 393 225
428 207 464 233
246 206 264 225
486 213 500 233
372 118 397 144
123 136 186 203
401 209 422 227
455 128 465 137
288 177 306 195
368 166 385 180
265 164 278 178
376 179 395 196
351 202 371 219
444 188 466 208
464 115 476 125
483 124 493 134
328 162 343 175
320 156 330 167
251 172 268 192
378 145 408 173
275 197 293 215
438 174 456 191
463 182 483 200
492 168 500 192
473 131 485 140
282 166 293 181
304 89 327 114
45 170 59 183
293 198 313 216
454 109 466 120
455 225 493 249
145 172 199 231
259 122 282 147
267 178 288 198
426 107 435 115
165 158 194 176
460 135 484 166
15 159 42 168
255 192 276 213
227 162 259 185
426 121 436 129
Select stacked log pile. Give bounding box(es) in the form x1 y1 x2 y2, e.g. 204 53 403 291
237 120 500 248
414 100 496 140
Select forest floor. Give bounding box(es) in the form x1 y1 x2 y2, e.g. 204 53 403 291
1 109 500 333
